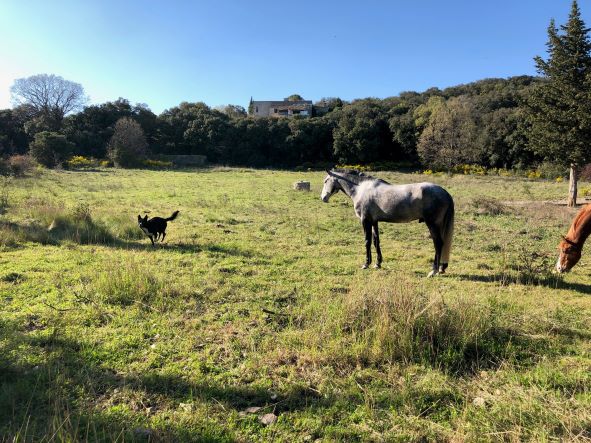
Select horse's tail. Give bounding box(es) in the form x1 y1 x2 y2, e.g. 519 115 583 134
440 197 454 269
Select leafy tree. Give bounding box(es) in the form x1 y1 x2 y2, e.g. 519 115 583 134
216 104 247 119
29 131 73 168
157 102 231 161
286 94 304 101
417 96 482 170
286 117 335 165
10 74 87 131
388 110 418 163
63 99 157 158
0 109 28 155
107 118 148 167
526 1 591 205
332 99 394 164
413 96 445 133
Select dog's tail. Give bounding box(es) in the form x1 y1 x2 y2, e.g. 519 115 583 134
166 210 180 222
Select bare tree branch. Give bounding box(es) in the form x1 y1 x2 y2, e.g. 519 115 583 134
10 74 88 123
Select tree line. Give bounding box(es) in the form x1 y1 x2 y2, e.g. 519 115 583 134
0 75 543 170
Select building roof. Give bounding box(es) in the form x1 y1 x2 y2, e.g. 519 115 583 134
251 100 312 106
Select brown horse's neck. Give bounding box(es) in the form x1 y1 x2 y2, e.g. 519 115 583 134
566 204 591 247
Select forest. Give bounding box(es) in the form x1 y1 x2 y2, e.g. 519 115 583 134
0 75 542 171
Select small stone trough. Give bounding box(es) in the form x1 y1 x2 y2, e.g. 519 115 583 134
293 181 311 191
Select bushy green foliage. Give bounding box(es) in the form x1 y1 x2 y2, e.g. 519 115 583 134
65 155 99 169
29 131 73 167
0 155 36 177
417 96 482 170
2 76 548 170
142 158 173 169
107 117 148 168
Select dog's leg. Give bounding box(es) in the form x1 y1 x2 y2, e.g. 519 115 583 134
161 231 166 242
149 235 155 246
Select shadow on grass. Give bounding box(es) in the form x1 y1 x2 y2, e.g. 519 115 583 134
114 240 258 258
455 272 591 294
0 219 257 258
0 322 322 441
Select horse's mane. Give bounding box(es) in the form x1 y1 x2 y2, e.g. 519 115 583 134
332 169 390 185
566 204 591 245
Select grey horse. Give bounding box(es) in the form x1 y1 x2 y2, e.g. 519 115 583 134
320 169 455 276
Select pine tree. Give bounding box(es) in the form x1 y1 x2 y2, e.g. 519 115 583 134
527 1 591 206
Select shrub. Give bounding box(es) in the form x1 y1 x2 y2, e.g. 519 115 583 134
29 132 73 168
143 159 173 169
0 176 11 211
502 240 558 285
0 155 36 177
471 197 509 216
452 164 487 175
536 162 567 180
107 118 148 168
526 169 542 180
579 163 591 182
337 164 372 172
66 155 98 169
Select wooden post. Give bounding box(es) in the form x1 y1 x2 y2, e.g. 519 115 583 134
567 163 578 207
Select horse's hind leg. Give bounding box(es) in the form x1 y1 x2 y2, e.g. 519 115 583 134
373 222 382 268
427 222 443 277
362 219 373 269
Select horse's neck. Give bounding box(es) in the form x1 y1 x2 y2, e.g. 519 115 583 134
568 205 591 246
338 179 358 199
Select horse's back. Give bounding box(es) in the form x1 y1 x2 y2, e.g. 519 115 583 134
360 181 452 223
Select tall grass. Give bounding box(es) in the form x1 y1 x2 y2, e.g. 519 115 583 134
0 201 116 247
92 258 180 309
302 279 517 372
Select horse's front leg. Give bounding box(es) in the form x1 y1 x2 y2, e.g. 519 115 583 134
373 222 382 268
362 219 372 269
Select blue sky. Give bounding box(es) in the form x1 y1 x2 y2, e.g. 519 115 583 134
0 0 588 114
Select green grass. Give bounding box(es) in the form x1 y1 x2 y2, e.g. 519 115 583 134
0 168 590 441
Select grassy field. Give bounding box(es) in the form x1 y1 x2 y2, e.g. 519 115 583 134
0 167 590 442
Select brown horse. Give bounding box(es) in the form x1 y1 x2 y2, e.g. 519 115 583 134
556 204 591 272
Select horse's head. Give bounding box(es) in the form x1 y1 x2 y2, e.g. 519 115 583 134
556 236 582 273
320 170 342 203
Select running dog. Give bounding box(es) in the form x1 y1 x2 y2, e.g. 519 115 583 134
138 210 179 246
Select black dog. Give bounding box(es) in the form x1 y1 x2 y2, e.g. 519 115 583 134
138 210 179 246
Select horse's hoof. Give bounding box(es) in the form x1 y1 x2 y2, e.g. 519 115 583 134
374 263 381 269
361 264 369 269
427 270 437 277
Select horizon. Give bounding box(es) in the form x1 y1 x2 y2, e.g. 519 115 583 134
1 0 589 114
